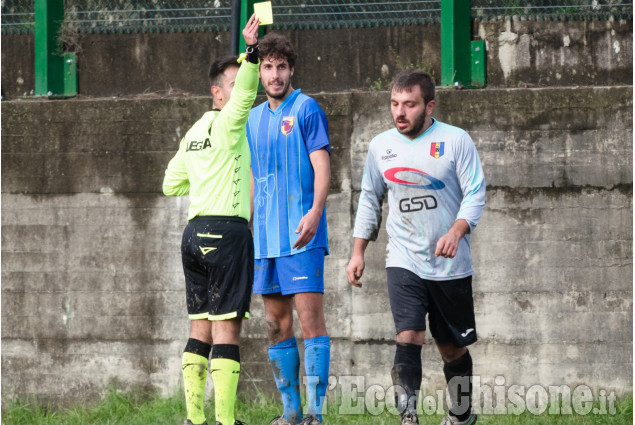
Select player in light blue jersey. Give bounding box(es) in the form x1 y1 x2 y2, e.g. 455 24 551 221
346 70 485 425
246 33 331 425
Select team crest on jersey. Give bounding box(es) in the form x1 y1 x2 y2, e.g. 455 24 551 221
281 116 295 135
430 142 445 158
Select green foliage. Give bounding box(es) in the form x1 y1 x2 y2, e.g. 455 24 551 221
2 389 633 425
370 77 387 92
369 48 436 91
2 389 185 425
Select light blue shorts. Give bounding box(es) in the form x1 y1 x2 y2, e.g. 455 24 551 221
254 248 326 295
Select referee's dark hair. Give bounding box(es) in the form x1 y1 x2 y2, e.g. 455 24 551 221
259 33 297 69
208 55 239 87
391 69 436 104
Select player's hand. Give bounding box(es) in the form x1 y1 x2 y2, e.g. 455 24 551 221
292 209 321 249
242 14 259 45
346 255 365 288
435 231 461 258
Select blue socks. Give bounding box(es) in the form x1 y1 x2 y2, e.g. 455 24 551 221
269 336 331 423
269 337 303 423
304 336 330 421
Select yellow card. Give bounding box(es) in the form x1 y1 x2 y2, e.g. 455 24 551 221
254 1 274 25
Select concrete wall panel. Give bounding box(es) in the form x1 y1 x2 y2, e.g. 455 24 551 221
2 20 632 99
1 86 632 406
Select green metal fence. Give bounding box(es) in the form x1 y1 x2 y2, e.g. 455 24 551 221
2 0 35 34
2 0 632 35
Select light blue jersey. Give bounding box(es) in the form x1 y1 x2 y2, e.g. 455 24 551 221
247 89 330 259
353 119 486 281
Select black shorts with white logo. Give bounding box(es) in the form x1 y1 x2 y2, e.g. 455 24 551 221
181 216 253 321
386 267 477 347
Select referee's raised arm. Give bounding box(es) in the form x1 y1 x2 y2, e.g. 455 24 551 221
214 14 261 149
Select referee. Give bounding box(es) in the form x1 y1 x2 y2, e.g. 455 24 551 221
163 15 260 425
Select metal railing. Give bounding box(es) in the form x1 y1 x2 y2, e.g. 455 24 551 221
2 0 632 35
2 0 35 34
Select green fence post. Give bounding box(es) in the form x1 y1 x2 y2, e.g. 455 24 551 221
62 52 78 97
35 0 76 97
441 0 486 88
441 0 470 87
35 0 63 96
470 40 486 88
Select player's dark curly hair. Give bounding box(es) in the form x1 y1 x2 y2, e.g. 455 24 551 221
391 69 435 104
258 33 297 69
208 55 239 87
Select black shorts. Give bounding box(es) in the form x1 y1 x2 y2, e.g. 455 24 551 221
181 216 253 321
386 267 477 347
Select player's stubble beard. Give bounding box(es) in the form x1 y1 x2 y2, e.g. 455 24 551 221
264 77 292 100
394 105 428 139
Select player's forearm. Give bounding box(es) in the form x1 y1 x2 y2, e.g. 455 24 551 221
352 237 370 258
352 189 384 242
309 149 331 214
449 218 471 238
352 150 386 241
456 133 486 231
311 173 329 215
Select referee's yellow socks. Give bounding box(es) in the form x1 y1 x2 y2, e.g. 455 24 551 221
182 338 212 425
210 344 241 425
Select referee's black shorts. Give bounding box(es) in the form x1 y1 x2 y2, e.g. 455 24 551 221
387 267 477 347
181 216 253 321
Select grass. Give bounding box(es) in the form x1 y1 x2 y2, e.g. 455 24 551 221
2 390 632 425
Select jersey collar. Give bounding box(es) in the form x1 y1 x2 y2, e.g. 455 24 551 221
394 117 437 144
267 89 302 115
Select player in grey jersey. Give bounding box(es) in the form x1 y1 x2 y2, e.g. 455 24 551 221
346 69 485 425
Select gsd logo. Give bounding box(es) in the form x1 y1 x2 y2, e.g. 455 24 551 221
281 116 295 135
399 195 438 213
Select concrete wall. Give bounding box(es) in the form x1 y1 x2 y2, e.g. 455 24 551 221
2 19 632 99
1 86 632 407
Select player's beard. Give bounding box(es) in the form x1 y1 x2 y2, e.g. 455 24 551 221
264 78 292 100
394 109 427 139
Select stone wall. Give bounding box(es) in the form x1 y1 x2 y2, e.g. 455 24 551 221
2 19 632 99
1 86 632 407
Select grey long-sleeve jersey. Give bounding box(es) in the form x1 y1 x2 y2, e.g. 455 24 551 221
353 119 486 281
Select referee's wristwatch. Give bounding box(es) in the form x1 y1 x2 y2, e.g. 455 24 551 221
245 43 259 64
